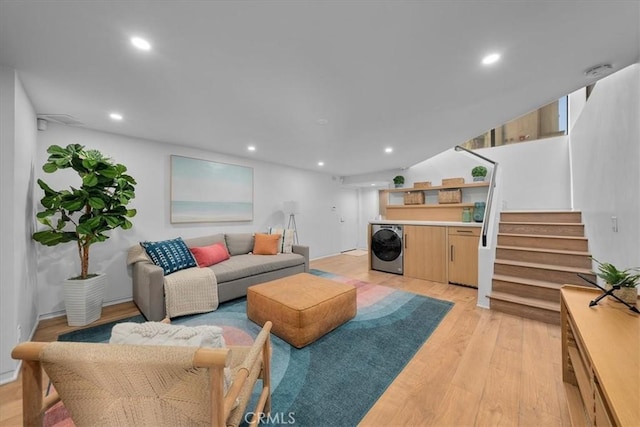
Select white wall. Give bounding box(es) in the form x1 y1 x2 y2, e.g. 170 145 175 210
357 188 381 249
0 67 39 384
570 64 640 283
35 123 357 317
475 137 571 210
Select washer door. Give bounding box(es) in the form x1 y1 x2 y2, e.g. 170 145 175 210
371 229 402 262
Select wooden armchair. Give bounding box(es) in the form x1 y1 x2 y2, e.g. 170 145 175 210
11 321 272 427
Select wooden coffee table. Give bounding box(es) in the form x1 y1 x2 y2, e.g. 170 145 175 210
246 273 357 348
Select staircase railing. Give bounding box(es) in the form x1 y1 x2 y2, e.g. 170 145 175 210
454 145 497 247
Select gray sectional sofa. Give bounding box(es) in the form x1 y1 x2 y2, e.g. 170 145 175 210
129 233 309 321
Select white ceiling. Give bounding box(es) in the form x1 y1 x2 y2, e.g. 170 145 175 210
1 1 638 177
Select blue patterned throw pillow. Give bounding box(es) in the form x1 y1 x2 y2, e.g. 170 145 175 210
140 237 197 275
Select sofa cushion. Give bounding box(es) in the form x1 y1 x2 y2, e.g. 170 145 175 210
184 233 227 252
210 253 305 283
268 227 295 253
253 233 280 255
140 237 197 275
225 233 255 256
190 243 230 267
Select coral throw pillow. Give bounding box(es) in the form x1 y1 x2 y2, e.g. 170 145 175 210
190 243 230 267
253 233 281 255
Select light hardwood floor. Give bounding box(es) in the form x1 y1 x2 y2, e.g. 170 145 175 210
0 254 571 426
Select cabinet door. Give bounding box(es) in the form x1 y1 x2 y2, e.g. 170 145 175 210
448 227 480 287
404 225 446 282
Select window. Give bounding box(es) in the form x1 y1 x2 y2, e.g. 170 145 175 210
461 96 568 150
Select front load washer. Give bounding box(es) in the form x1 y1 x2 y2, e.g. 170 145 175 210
371 224 403 274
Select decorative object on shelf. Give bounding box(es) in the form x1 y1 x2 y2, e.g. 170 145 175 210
32 144 137 326
403 191 425 205
393 175 405 188
283 200 300 244
414 181 431 188
462 207 472 222
170 155 253 223
442 177 465 186
438 188 462 204
473 202 485 222
590 258 639 305
577 274 639 313
471 166 488 182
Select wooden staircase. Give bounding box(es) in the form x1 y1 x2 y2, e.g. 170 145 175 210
489 211 595 324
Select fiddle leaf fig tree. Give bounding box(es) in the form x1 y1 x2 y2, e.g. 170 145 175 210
33 144 137 280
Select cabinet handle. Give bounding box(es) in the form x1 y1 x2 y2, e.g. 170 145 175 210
404 234 408 249
456 229 473 233
450 245 454 261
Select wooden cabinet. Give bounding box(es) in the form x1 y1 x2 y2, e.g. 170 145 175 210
561 286 639 426
403 225 446 282
380 182 489 222
448 227 480 287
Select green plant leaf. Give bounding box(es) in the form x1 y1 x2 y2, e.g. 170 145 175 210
82 173 99 187
36 216 53 227
103 215 120 227
32 231 75 245
98 167 118 179
42 162 58 173
60 198 85 212
46 145 66 155
88 196 105 209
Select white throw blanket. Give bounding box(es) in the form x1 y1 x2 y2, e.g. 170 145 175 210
109 321 231 390
163 267 219 318
110 322 225 347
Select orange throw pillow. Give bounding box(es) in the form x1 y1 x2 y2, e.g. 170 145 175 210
253 233 281 255
190 243 230 267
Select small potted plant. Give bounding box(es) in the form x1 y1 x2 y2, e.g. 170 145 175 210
393 175 405 188
592 258 639 305
33 144 137 325
471 166 488 182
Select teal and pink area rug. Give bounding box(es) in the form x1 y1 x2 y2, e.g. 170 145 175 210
55 270 453 426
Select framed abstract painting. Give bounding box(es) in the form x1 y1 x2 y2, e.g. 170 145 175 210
170 155 253 223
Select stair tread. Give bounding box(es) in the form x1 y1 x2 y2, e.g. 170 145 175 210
498 233 588 241
501 210 578 214
492 274 565 290
489 291 560 311
496 245 591 256
494 259 595 274
500 221 584 226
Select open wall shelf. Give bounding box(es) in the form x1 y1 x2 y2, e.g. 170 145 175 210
380 181 489 222
387 181 490 192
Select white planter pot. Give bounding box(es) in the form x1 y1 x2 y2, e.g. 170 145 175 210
63 273 106 326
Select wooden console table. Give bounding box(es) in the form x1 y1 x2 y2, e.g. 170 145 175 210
561 286 639 426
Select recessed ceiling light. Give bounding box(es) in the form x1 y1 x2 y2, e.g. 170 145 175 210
131 36 152 51
482 53 501 65
317 161 324 166
385 147 393 153
109 112 123 121
247 145 256 152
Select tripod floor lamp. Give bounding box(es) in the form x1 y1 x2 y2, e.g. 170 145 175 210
283 200 299 244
